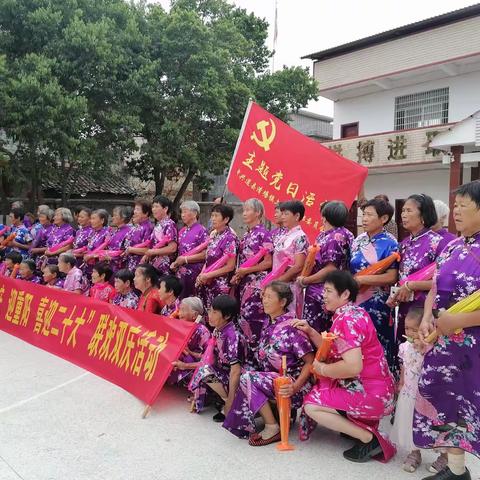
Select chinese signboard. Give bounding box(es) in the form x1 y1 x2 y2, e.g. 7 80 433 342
227 102 368 240
0 277 195 405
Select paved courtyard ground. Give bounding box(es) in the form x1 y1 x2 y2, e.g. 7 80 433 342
1 331 479 480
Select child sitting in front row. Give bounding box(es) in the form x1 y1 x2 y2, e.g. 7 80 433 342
390 307 432 473
90 262 115 303
112 269 139 309
189 295 244 421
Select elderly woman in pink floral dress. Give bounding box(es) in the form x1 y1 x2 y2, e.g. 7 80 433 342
298 270 395 463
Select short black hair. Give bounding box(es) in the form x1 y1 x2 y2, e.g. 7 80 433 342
323 270 359 302
455 180 480 209
362 198 395 225
280 200 305 221
10 207 25 221
152 195 173 214
406 194 438 229
21 259 36 273
93 262 113 281
74 206 91 216
114 269 135 285
211 204 234 224
5 252 23 264
136 263 159 287
321 201 349 227
59 253 76 267
211 294 239 320
265 281 293 310
92 209 109 227
159 275 183 298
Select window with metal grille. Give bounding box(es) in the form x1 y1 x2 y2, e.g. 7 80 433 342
394 87 449 130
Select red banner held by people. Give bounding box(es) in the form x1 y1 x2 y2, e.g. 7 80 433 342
227 101 368 240
0 277 196 405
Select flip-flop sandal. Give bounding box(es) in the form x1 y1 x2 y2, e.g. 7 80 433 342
248 431 281 447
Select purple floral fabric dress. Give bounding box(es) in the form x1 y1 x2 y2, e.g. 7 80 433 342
197 228 239 311
104 224 131 273
123 219 154 272
46 223 75 264
176 223 209 299
189 321 244 413
223 312 314 438
150 217 178 276
237 224 273 365
112 291 139 309
272 225 309 316
303 227 353 333
168 322 211 387
270 226 287 251
73 225 93 267
436 227 456 246
414 232 480 458
31 224 53 270
82 226 109 280
398 229 443 340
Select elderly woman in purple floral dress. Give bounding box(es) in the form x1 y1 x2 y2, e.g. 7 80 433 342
388 194 443 341
140 196 177 276
29 207 54 270
270 202 287 250
170 201 208 299
196 204 238 311
112 269 139 309
231 198 273 366
44 208 75 265
89 206 132 274
223 281 314 445
81 209 110 281
271 201 309 317
414 181 480 480
299 201 353 333
72 208 93 266
123 199 153 272
170 296 211 403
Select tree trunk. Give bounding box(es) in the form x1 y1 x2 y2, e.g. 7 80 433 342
173 168 195 211
31 154 39 212
153 164 164 196
0 169 10 214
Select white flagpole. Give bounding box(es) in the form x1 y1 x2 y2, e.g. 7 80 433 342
272 0 278 73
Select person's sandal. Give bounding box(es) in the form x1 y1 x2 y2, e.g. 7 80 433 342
428 454 448 473
248 431 281 446
403 450 422 473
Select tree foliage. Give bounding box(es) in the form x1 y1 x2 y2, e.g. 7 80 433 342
0 0 318 209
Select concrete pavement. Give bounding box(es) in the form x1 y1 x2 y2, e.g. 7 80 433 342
1 331 479 480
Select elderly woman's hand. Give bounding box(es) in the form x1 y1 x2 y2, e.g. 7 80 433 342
278 382 295 398
312 359 327 377
291 319 314 338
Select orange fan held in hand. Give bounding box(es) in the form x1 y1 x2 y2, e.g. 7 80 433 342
311 332 337 379
273 355 294 452
300 244 320 278
354 252 400 292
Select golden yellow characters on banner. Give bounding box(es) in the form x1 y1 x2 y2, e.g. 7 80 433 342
250 119 276 152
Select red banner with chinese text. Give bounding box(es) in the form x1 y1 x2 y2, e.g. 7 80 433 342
227 101 368 240
0 277 196 405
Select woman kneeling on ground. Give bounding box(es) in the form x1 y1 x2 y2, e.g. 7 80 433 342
296 270 395 463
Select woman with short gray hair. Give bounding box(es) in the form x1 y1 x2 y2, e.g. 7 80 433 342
170 296 211 408
44 208 75 264
81 209 110 281
433 199 456 245
170 200 209 298
231 197 272 364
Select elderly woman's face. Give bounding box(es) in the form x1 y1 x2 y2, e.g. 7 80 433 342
53 210 64 226
90 213 104 230
242 205 259 225
134 268 148 292
38 213 49 226
401 199 423 233
210 211 228 230
77 210 90 227
453 194 480 236
274 208 283 226
323 282 348 312
112 210 123 227
179 302 196 322
362 206 385 234
181 208 197 226
262 287 284 316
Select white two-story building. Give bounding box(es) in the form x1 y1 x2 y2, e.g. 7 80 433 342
303 4 480 236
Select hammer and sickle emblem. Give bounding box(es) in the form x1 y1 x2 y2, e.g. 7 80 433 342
250 119 276 152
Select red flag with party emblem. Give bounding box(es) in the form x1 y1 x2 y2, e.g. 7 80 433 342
226 101 368 240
